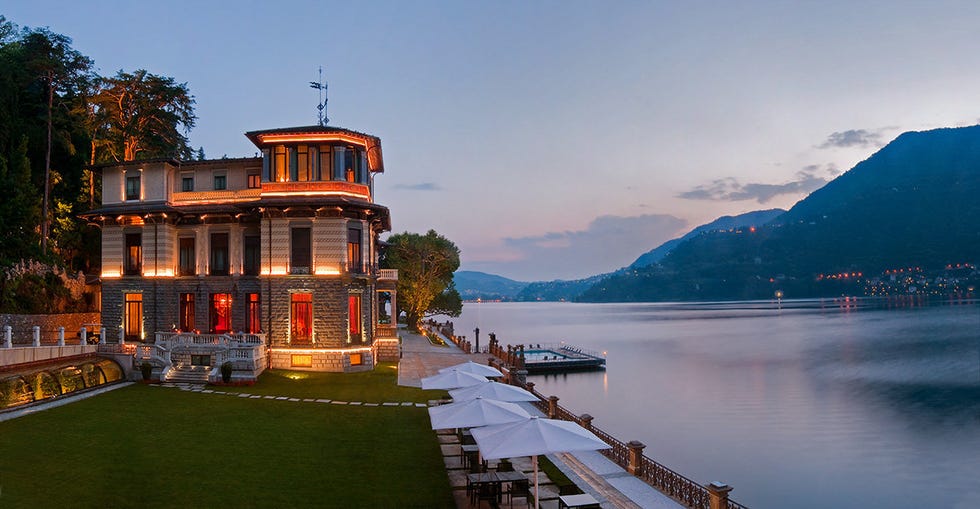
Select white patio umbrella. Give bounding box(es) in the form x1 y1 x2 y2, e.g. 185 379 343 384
420 369 488 390
471 417 612 508
448 381 538 402
438 360 503 378
427 396 531 430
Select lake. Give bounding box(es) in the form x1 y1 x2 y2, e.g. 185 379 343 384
440 299 980 509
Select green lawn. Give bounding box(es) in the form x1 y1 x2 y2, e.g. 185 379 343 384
217 363 449 403
0 366 454 508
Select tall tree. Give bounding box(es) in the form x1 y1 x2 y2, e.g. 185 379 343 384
19 28 93 253
92 69 196 161
380 230 462 330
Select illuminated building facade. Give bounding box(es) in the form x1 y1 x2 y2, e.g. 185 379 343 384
83 125 399 374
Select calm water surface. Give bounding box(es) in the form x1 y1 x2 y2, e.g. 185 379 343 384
442 300 980 509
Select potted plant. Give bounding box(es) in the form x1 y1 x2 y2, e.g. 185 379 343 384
140 362 153 381
220 362 233 383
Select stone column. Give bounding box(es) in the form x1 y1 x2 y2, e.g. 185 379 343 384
80 327 87 345
706 482 733 509
580 413 594 430
627 440 646 475
58 327 65 346
100 327 107 345
3 325 10 348
119 326 125 344
548 395 559 418
32 326 40 347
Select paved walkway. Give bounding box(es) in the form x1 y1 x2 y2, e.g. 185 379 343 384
399 328 683 509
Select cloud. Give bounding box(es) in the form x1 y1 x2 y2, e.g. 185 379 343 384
818 129 884 149
677 165 835 204
465 214 687 280
393 182 441 191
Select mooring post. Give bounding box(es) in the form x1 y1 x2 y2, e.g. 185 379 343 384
58 327 65 346
32 326 40 347
627 440 646 475
706 482 733 509
3 325 10 348
548 395 559 418
80 327 87 345
99 327 106 345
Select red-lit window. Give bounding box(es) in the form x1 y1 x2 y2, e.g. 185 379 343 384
348 294 361 338
209 293 232 334
291 293 312 343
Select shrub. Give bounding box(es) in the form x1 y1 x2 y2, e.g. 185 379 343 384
140 362 153 381
220 362 233 383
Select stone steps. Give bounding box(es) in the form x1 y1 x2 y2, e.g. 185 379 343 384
165 365 211 384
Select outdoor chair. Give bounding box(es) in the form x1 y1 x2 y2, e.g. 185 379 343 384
475 482 499 506
506 478 531 508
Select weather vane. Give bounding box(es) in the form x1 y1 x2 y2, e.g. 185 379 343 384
309 66 329 126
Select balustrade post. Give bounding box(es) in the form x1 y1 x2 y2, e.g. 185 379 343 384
525 381 534 393
32 326 40 347
627 440 646 475
80 327 87 345
119 326 125 344
3 325 10 348
580 413 594 430
100 327 106 345
548 395 559 419
706 482 733 509
58 327 65 346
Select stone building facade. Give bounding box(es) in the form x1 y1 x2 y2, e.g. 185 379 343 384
82 125 399 373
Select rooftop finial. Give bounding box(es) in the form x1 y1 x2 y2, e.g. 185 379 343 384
309 66 329 126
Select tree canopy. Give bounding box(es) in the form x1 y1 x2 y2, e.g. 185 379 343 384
0 16 198 311
380 230 462 330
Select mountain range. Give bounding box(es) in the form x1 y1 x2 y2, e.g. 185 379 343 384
456 125 980 302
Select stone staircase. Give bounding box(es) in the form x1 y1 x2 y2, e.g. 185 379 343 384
165 364 211 384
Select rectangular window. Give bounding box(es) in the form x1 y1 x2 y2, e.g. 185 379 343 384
179 293 195 331
318 146 331 181
296 144 309 181
181 176 194 192
209 293 232 334
288 147 298 181
246 293 261 333
347 228 362 273
291 293 313 344
344 148 356 182
273 145 287 182
210 233 229 276
243 235 260 276
124 233 142 275
350 353 363 366
262 149 271 182
247 173 261 189
290 227 311 274
291 354 313 368
178 237 195 276
124 293 142 341
125 175 140 200
348 294 361 339
213 174 227 190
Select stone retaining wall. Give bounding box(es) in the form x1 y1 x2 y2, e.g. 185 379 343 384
0 313 101 344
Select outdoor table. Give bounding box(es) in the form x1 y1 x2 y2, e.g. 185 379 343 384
558 492 600 509
467 471 501 505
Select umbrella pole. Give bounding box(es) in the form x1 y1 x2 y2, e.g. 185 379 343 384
533 454 539 509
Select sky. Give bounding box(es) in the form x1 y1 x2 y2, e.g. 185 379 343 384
6 1 980 281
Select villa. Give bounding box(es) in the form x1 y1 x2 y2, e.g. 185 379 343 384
81 124 399 381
